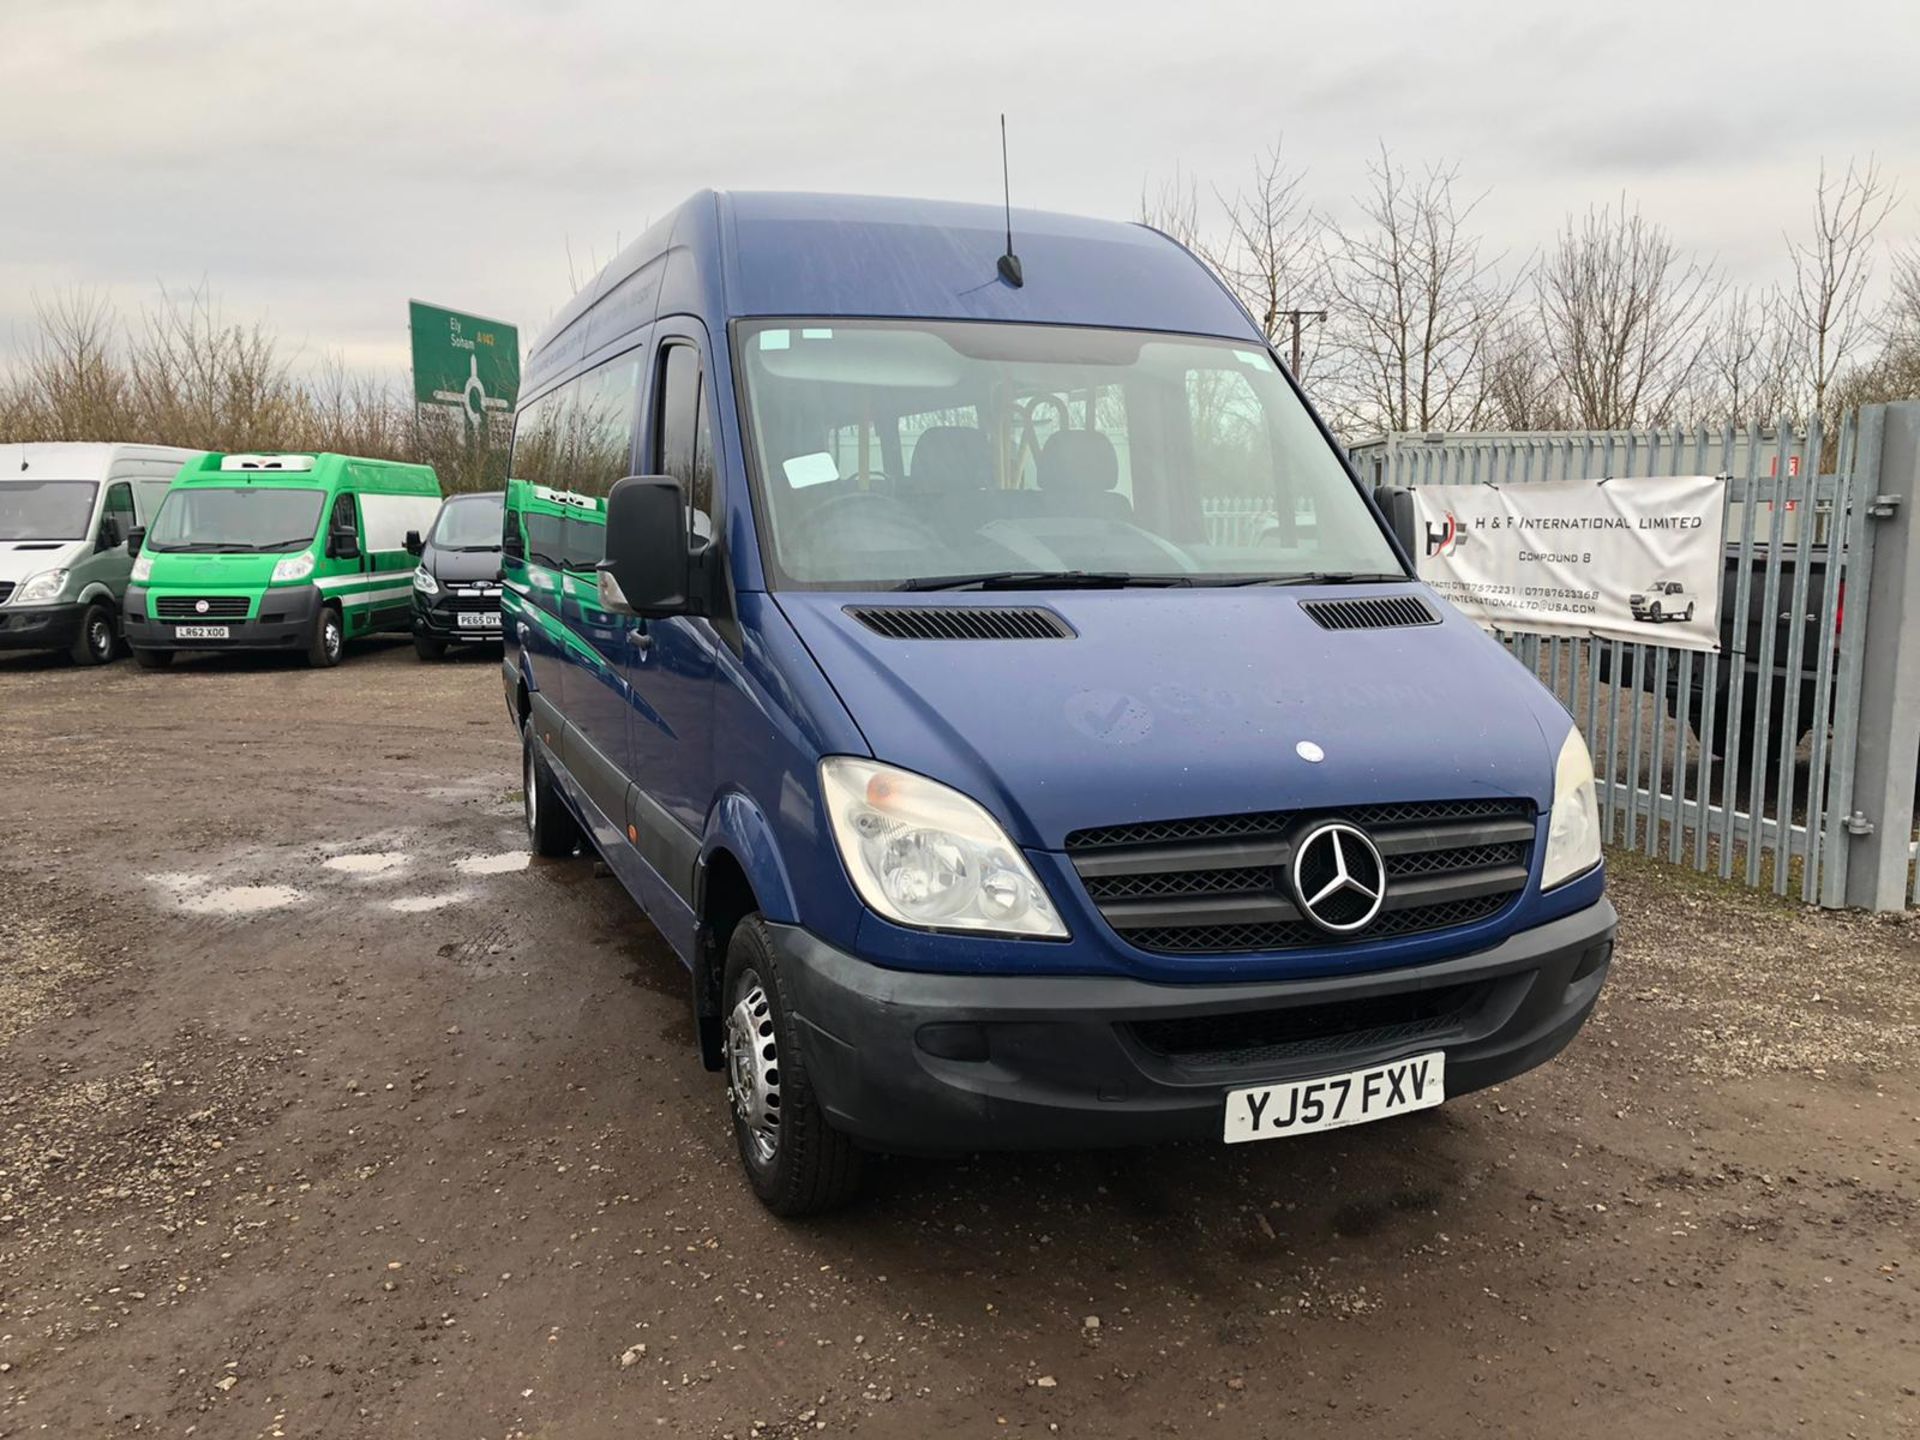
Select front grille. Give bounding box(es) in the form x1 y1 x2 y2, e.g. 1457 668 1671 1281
155 595 250 619
1065 799 1534 955
0 582 13 605
1129 982 1487 1068
1299 594 1439 631
845 605 1074 641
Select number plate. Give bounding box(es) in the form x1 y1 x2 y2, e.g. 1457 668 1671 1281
173 624 230 640
456 611 501 630
1223 1051 1445 1144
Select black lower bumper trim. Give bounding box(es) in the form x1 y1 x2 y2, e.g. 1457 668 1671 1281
0 602 86 651
773 900 1616 1153
125 585 320 652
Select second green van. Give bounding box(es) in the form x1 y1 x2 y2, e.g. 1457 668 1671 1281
126 452 442 668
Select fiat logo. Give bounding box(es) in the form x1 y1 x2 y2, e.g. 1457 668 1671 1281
194 599 210 614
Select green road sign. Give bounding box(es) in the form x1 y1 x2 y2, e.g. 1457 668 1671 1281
409 300 520 418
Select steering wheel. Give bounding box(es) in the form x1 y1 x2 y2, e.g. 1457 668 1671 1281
786 488 941 548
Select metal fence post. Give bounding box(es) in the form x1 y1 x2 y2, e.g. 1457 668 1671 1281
1843 402 1920 910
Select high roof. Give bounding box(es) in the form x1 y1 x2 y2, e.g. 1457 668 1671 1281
526 191 1262 395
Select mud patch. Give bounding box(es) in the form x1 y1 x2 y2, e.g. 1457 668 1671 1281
179 884 305 916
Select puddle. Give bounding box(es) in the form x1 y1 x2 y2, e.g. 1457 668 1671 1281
324 853 409 877
178 884 305 916
453 852 531 877
390 893 470 914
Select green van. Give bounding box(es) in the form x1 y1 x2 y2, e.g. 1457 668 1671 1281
126 452 442 668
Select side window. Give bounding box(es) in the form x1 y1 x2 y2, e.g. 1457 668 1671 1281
1187 367 1284 548
656 343 715 536
564 355 641 570
512 392 570 490
330 492 359 543
102 482 136 544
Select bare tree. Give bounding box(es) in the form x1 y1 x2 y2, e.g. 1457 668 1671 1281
1785 157 1897 423
1322 147 1516 435
1138 164 1203 253
1535 200 1722 428
1476 316 1569 431
1208 140 1325 379
1699 286 1798 427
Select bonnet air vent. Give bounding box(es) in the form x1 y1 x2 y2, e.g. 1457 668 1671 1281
845 605 1075 641
1298 594 1440 632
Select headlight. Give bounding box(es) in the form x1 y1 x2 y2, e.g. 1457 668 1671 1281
412 567 439 595
16 568 69 603
130 553 153 583
1542 726 1603 889
820 758 1067 938
272 552 316 583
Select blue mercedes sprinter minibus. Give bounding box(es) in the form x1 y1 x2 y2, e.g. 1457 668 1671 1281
502 192 1614 1215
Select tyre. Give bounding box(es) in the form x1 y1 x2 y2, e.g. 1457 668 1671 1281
1685 603 1696 621
132 647 174 670
723 915 863 1217
68 601 116 666
413 633 448 661
1649 601 1663 622
305 604 344 668
522 719 582 857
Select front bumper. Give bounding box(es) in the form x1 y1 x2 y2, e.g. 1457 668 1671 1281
776 898 1616 1153
0 601 86 651
412 588 503 642
125 584 320 652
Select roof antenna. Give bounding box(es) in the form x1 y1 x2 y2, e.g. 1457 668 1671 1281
996 114 1023 288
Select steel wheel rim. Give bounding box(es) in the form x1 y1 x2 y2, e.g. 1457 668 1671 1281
726 971 781 1166
88 615 111 659
324 616 342 660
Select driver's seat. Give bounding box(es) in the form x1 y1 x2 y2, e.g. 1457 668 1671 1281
906 426 994 531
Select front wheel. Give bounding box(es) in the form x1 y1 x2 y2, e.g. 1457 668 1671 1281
522 720 582 857
69 601 116 665
305 605 344 668
413 633 447 661
723 915 863 1217
1649 601 1663 622
1685 603 1696 621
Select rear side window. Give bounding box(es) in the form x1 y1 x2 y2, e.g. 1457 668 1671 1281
509 352 641 570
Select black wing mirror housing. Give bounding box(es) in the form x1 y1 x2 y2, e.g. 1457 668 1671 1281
328 527 360 560
1374 486 1420 565
126 526 145 557
600 475 710 619
404 529 424 557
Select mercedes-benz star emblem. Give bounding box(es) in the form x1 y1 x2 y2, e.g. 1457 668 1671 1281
194 599 210 614
1290 821 1387 934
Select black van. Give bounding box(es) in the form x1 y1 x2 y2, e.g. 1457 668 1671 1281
406 490 504 659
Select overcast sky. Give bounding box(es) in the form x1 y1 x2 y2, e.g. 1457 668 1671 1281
5 0 1918 377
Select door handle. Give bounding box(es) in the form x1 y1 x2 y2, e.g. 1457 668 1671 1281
628 627 653 656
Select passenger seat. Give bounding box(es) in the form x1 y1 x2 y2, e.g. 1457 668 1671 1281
1037 430 1131 522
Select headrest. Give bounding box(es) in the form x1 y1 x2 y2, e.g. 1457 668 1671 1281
1038 429 1119 493
907 426 993 494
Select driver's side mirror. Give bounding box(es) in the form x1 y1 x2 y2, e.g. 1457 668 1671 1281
327 527 360 561
600 475 709 618
126 526 145 557
98 517 124 552
403 529 424 557
1375 486 1420 565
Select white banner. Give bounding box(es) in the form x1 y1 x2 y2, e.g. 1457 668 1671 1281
1411 475 1727 652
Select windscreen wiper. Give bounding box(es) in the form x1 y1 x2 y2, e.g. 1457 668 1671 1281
900 570 1192 591
1217 571 1410 587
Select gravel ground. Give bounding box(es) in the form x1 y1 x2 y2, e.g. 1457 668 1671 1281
0 641 1915 1439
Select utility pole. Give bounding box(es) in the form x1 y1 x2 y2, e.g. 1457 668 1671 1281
1279 308 1328 377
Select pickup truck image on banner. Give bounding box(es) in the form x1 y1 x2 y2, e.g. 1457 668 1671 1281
1410 474 1727 652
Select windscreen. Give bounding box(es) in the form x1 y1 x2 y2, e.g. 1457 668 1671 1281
146 486 325 553
0 481 98 541
431 494 504 550
735 320 1402 589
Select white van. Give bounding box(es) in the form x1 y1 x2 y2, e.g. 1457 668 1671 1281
0 443 203 664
